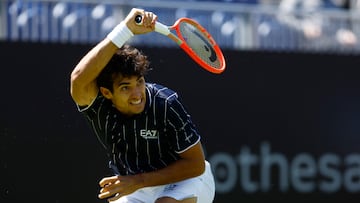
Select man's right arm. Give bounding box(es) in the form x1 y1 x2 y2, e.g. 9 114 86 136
70 8 157 106
70 39 118 106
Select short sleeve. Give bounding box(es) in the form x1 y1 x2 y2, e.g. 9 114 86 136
165 97 200 153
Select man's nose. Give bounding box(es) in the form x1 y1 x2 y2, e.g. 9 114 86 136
132 86 142 97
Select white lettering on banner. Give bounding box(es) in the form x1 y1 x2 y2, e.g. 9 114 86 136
209 142 360 194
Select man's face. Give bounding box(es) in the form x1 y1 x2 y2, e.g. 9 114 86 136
104 75 146 116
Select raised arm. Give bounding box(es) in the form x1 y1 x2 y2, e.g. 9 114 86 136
70 8 157 106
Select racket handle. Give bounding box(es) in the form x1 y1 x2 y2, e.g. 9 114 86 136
155 22 170 36
134 15 170 36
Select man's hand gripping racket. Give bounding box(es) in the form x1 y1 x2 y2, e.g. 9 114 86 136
135 15 226 74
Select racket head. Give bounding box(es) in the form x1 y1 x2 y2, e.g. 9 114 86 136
171 18 226 74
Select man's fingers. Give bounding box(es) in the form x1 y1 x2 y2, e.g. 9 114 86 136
98 190 111 199
98 178 122 200
99 176 119 187
98 185 117 199
98 188 121 200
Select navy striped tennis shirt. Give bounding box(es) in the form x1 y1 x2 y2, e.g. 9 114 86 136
79 83 201 175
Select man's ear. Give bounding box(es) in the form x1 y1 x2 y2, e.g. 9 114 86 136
99 87 113 99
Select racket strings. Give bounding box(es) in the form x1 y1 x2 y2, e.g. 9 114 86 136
179 22 221 69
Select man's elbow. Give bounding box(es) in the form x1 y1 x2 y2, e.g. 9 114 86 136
69 73 84 103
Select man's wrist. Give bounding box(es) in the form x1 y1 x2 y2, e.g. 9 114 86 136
106 21 134 48
136 173 147 188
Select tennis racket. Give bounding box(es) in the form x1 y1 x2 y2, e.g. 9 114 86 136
135 15 226 74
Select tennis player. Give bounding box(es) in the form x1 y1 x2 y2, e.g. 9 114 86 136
70 8 215 203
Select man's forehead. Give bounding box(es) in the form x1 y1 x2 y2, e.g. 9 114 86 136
114 75 143 86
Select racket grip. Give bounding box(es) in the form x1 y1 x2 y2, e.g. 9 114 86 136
134 15 170 36
155 22 170 36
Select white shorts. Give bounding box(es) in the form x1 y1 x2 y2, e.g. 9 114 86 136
112 161 215 203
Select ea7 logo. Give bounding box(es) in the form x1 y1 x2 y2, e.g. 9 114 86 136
140 129 158 139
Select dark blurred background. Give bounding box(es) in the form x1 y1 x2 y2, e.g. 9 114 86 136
1 0 360 202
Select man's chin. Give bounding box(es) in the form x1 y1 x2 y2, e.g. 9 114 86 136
132 105 145 114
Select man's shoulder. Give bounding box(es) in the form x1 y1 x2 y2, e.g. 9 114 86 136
146 83 178 101
80 93 111 115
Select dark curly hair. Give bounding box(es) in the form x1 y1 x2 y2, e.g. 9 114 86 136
96 45 151 92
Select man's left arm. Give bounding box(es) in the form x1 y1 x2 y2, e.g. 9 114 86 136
98 141 205 201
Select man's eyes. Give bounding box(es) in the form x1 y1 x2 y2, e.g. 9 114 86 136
119 79 144 91
120 86 129 91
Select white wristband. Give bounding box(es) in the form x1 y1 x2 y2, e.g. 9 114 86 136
107 22 134 48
